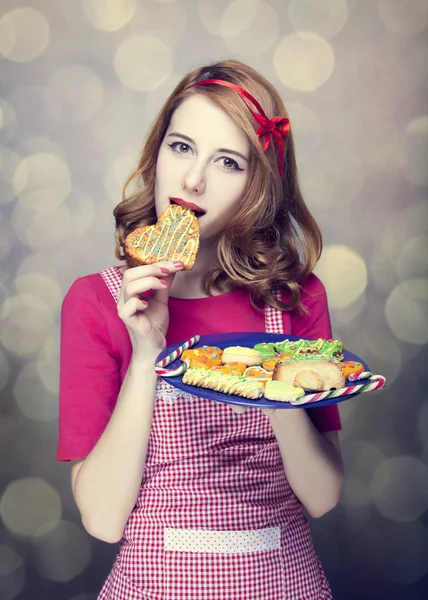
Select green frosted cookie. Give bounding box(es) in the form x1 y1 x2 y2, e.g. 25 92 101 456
253 343 276 360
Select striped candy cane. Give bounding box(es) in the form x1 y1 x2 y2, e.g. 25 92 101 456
289 371 386 406
154 335 200 377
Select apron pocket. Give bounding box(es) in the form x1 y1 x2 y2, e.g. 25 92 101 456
164 526 285 600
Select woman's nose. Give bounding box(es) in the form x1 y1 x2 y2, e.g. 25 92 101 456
182 163 206 195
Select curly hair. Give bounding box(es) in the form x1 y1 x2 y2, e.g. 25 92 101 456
114 59 322 314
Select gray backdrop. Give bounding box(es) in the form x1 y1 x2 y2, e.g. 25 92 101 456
1 0 428 599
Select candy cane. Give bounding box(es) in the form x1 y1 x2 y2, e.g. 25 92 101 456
289 371 386 406
154 336 199 376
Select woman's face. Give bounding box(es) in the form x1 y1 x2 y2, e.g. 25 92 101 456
155 94 250 243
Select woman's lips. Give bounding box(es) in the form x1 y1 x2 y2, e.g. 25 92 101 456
169 197 205 215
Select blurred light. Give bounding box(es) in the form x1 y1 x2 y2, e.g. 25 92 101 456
0 478 61 537
0 148 21 206
0 545 25 600
82 0 137 31
104 147 138 205
273 33 334 91
0 348 10 393
0 215 15 261
0 99 17 145
332 292 366 327
382 201 428 265
405 115 428 186
47 66 105 122
287 102 322 163
15 272 63 312
0 293 54 355
129 0 187 45
197 0 251 36
315 245 368 308
8 87 62 136
300 143 365 211
0 8 49 62
346 441 387 485
378 0 428 36
396 235 428 281
12 201 72 249
289 0 348 40
37 331 60 396
341 477 371 508
14 361 58 422
370 455 428 521
0 545 23 577
31 521 92 583
67 189 97 237
16 136 64 159
221 1 279 56
417 402 428 460
145 73 183 123
219 0 259 37
342 441 386 509
12 152 71 207
92 86 145 151
113 35 173 92
385 279 428 344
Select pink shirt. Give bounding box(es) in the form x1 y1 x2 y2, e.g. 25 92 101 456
57 269 341 461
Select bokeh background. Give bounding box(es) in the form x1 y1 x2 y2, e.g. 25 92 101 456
0 0 427 598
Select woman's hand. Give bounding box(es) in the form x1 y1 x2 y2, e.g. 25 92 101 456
117 260 184 360
230 405 277 417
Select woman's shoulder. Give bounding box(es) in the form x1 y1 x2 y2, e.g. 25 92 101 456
298 272 327 298
63 266 121 312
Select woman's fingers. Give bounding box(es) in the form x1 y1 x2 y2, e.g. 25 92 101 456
117 261 183 304
117 297 148 320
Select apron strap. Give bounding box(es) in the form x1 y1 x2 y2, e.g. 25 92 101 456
264 288 285 335
100 265 122 302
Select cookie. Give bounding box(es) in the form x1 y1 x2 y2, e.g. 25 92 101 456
264 381 305 402
125 204 199 270
273 359 345 391
221 346 262 367
274 338 344 361
340 361 364 378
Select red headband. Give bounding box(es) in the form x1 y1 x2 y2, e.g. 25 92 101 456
184 79 290 177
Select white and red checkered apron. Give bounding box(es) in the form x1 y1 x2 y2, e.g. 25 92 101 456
97 267 333 600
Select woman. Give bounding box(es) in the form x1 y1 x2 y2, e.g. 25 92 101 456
58 59 344 599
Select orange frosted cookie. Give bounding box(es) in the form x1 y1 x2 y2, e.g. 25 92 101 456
340 361 364 378
209 362 247 376
125 204 199 270
243 367 273 382
262 353 293 372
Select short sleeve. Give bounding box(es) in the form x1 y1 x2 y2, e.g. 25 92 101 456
57 276 121 461
290 273 342 433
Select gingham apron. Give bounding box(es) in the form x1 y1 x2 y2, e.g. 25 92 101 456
97 266 333 600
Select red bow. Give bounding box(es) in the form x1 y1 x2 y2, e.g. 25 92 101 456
185 79 290 177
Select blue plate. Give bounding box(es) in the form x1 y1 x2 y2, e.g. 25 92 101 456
156 332 371 410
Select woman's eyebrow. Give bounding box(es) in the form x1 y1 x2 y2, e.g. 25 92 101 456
167 132 249 162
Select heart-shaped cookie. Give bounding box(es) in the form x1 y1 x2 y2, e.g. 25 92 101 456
125 204 200 270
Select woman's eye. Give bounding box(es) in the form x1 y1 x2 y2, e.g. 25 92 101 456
219 157 242 171
169 142 191 154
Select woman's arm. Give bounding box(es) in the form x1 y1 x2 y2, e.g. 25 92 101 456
267 408 344 518
71 358 158 543
64 261 184 543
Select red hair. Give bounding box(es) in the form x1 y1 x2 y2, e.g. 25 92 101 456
114 59 322 313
